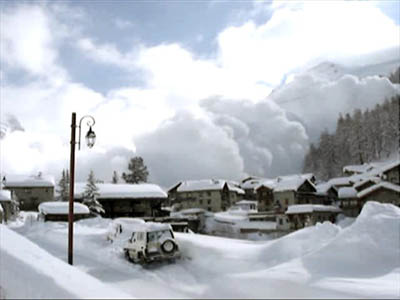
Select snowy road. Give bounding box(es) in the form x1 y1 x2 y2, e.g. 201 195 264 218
9 202 400 299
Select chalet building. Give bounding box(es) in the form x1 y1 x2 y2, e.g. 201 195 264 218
38 201 90 222
240 177 266 200
273 177 318 213
75 183 168 218
370 161 400 185
2 174 55 211
285 204 342 230
254 174 318 212
357 182 400 207
168 179 245 212
315 183 338 205
352 177 381 193
255 180 275 211
337 187 360 217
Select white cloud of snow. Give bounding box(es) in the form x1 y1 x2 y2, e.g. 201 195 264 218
135 111 245 187
269 66 400 141
0 1 399 184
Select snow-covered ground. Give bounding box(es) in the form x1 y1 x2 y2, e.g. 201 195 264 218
1 201 399 299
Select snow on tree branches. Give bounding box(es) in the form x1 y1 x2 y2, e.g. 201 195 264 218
303 95 399 180
83 170 104 215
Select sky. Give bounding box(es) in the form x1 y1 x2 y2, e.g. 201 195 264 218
0 0 399 188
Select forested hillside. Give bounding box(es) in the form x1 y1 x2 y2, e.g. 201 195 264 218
303 94 399 180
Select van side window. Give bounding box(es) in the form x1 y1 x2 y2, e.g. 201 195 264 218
137 232 144 240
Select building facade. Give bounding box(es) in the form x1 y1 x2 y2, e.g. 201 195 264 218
75 183 168 218
2 174 55 211
168 179 244 212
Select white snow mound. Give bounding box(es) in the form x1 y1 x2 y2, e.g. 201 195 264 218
0 225 131 299
301 201 400 277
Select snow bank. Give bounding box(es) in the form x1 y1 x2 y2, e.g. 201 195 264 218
301 201 400 277
0 190 11 201
286 204 341 214
38 201 90 215
0 225 131 299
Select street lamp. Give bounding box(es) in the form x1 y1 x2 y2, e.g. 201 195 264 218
68 112 96 265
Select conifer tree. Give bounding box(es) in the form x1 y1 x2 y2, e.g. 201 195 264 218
122 157 149 184
57 169 69 201
112 171 119 184
83 170 104 215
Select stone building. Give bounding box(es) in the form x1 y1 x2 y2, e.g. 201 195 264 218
168 179 244 212
2 174 55 211
285 204 342 230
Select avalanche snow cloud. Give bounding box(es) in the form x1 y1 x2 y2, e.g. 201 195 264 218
0 1 399 184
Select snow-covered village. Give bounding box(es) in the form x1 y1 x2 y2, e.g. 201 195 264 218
1 1 400 299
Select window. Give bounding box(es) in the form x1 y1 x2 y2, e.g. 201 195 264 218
207 191 211 196
199 199 203 205
208 207 212 211
147 230 172 243
136 232 145 241
207 199 211 205
199 192 203 197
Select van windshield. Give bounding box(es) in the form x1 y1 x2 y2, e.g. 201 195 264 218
147 230 172 243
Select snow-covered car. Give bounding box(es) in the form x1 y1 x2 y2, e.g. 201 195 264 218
106 217 146 242
123 222 181 264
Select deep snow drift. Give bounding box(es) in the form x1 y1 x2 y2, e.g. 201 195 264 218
0 224 130 299
2 201 399 299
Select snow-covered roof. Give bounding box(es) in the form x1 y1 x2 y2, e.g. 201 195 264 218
343 163 375 174
314 182 333 196
38 202 90 215
240 178 268 189
274 177 315 193
338 187 357 199
173 179 244 194
254 174 315 193
0 190 12 202
119 221 172 232
286 204 341 214
353 177 381 190
176 179 224 192
368 160 400 177
74 183 167 199
2 174 55 188
326 177 353 187
178 208 206 215
278 173 315 182
226 182 245 194
357 182 400 199
255 179 277 190
236 200 257 205
343 160 399 176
